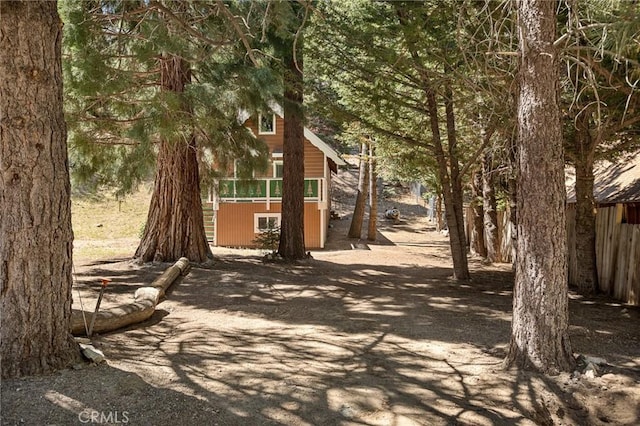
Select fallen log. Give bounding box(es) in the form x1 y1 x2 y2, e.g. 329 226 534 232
152 257 190 299
71 257 190 336
72 287 159 336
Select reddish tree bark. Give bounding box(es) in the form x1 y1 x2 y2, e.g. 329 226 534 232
135 56 212 263
278 18 306 260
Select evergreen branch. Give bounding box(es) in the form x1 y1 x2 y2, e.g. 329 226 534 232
331 100 432 150
90 140 145 146
577 54 640 96
563 45 640 68
215 0 260 66
149 1 231 49
605 114 640 139
80 115 151 124
554 23 609 48
292 0 312 74
597 134 640 159
459 126 495 177
90 6 150 21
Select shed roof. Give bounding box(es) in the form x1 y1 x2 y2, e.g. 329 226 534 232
566 151 640 204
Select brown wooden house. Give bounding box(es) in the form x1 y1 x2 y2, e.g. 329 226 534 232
202 106 345 249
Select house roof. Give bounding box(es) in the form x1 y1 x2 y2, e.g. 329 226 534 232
566 151 640 204
241 103 346 167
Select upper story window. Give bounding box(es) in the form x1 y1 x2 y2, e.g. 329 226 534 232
273 160 284 178
258 113 276 135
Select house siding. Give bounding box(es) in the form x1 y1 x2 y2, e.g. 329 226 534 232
246 117 285 149
304 139 325 177
304 203 322 249
246 116 325 179
215 202 323 249
217 203 276 247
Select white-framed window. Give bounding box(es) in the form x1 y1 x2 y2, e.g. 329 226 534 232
254 213 281 233
273 160 284 178
258 113 276 135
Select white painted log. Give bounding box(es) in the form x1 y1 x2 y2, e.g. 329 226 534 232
79 343 105 363
152 257 190 298
71 258 190 336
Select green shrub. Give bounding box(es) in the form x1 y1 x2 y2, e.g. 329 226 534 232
253 226 280 254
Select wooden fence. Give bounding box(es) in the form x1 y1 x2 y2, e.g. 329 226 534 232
468 204 640 305
567 205 640 305
464 209 513 263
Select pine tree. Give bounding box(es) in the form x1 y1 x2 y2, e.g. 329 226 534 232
61 1 279 262
270 1 310 261
367 142 378 241
470 168 487 257
308 0 487 280
558 0 640 294
348 141 370 239
504 0 575 373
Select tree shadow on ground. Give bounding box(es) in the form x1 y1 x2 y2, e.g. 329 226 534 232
63 204 640 426
69 252 639 425
0 364 252 425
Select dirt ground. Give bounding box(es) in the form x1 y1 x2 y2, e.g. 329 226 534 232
2 171 639 426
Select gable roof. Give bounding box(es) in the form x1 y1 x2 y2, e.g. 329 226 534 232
241 103 346 167
566 151 640 204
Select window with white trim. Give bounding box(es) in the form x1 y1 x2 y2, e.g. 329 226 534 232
254 213 281 233
273 160 283 178
258 113 276 135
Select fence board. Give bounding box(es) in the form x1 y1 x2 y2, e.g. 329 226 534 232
566 206 577 286
468 202 639 305
626 226 640 305
614 224 630 300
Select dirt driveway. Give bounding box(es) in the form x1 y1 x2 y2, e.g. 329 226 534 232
2 196 640 426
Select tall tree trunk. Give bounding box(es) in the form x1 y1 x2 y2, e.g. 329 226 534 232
1 0 80 378
429 94 469 279
395 6 469 280
573 114 599 294
436 194 445 231
483 151 500 262
367 143 378 241
277 18 306 260
470 169 487 257
441 83 470 280
504 0 575 374
348 142 369 239
507 135 518 265
135 56 212 263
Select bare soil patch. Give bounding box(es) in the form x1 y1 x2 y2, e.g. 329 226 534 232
2 172 639 426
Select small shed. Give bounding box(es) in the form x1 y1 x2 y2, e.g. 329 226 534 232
566 152 640 305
